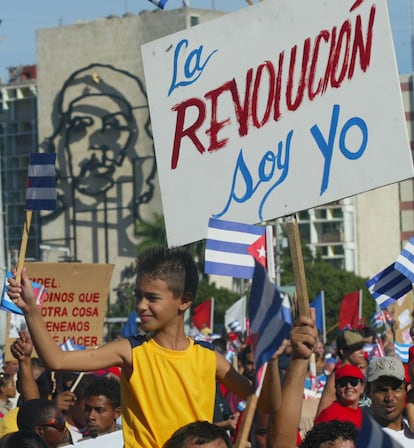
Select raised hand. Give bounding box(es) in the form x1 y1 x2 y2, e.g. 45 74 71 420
10 329 33 360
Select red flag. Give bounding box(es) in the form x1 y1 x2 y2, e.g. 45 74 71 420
192 298 213 330
339 291 360 329
247 234 267 269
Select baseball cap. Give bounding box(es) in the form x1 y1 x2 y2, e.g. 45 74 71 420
335 364 365 382
366 356 405 383
336 330 365 352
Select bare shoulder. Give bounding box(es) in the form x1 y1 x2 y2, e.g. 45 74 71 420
93 337 132 368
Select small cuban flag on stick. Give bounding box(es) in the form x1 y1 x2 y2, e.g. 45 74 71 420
15 153 57 284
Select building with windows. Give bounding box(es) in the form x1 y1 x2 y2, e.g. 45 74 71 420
0 66 39 271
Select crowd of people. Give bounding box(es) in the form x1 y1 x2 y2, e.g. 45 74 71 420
0 246 414 447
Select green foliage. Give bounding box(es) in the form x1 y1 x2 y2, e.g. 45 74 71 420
135 213 167 252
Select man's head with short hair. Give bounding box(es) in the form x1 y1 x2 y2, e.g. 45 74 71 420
84 376 121 436
299 420 357 448
366 356 407 430
164 421 232 448
136 247 199 300
238 345 255 381
17 399 70 448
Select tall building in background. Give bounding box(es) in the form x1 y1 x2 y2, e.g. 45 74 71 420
0 65 39 269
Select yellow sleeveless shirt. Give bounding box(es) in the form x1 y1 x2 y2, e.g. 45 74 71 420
121 336 216 448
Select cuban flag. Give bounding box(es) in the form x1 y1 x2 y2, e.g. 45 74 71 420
395 237 414 283
60 338 86 351
249 261 292 387
25 153 57 211
205 218 266 279
394 342 411 364
147 0 168 9
366 263 412 309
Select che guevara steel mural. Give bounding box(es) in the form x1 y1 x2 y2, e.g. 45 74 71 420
40 63 158 262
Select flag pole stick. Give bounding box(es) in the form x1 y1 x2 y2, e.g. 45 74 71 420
286 215 310 318
234 393 258 448
234 362 269 448
266 225 275 281
15 210 33 284
210 297 215 333
70 372 85 393
322 290 327 344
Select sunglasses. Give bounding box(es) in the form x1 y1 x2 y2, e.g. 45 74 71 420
39 417 66 432
336 377 362 388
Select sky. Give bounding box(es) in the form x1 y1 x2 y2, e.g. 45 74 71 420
0 0 247 82
0 0 413 83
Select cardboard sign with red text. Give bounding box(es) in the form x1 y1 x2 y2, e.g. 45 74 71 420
142 0 414 246
4 263 113 360
393 291 413 344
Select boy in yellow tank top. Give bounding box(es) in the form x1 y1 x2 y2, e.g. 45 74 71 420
9 247 281 448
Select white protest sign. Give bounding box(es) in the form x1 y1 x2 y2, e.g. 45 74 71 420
142 0 414 247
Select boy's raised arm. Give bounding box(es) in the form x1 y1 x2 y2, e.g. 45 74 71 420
8 267 130 372
267 314 317 448
216 352 254 399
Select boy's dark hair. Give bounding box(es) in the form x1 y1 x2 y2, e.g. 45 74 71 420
4 429 48 448
299 420 357 448
164 421 232 448
136 247 199 299
83 376 121 409
17 399 58 430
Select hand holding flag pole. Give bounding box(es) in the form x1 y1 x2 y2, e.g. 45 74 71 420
15 153 57 285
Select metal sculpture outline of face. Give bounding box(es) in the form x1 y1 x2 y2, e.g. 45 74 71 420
47 63 153 202
64 92 136 196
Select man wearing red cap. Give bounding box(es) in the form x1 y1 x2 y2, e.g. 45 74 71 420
314 364 365 429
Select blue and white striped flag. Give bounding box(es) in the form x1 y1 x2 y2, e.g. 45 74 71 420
249 261 292 380
394 342 411 364
147 0 168 9
204 218 265 279
60 338 86 351
395 237 414 283
366 263 412 309
25 153 57 211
